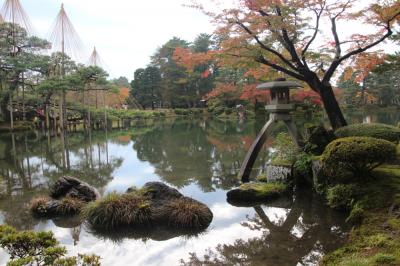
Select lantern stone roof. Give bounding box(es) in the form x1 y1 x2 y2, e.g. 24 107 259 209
256 81 303 90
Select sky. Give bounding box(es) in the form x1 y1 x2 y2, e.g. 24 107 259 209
4 0 215 79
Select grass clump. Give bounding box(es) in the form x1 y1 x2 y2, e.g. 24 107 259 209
83 192 152 230
29 196 84 217
335 123 400 143
56 197 85 216
322 137 396 178
158 197 213 230
29 196 52 217
0 225 100 265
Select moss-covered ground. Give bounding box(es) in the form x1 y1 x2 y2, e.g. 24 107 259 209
321 165 400 266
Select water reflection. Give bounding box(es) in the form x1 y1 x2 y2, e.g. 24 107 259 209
0 113 397 266
0 130 123 230
182 190 348 266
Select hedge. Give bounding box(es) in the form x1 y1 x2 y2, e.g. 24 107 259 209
335 123 400 143
322 137 396 177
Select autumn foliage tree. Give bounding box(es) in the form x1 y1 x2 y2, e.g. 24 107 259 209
194 0 400 129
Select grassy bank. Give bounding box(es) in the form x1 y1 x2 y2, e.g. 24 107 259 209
321 165 400 266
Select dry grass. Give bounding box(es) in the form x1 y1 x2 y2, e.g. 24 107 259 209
82 192 153 230
56 197 84 215
29 196 52 216
158 197 213 230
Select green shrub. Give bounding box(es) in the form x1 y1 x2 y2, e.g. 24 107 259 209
326 184 358 210
272 132 299 164
346 202 364 224
304 124 335 155
293 152 313 184
335 123 400 143
224 108 233 115
322 137 396 177
0 225 100 265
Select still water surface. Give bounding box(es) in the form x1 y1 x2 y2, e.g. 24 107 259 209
0 112 398 266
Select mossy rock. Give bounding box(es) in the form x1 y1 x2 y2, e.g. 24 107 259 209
226 182 288 203
50 176 100 202
335 123 400 143
256 174 268 183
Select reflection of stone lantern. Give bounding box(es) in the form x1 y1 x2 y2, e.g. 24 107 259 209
238 78 304 182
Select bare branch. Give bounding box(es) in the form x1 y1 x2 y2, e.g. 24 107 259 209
256 55 305 81
235 20 298 71
331 17 341 60
301 3 325 64
323 24 394 83
275 6 304 68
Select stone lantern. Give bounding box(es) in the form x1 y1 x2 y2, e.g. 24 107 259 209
238 78 304 182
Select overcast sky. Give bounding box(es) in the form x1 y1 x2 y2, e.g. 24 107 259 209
7 0 214 79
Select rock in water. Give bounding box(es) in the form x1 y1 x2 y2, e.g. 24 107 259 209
142 181 183 200
50 176 100 202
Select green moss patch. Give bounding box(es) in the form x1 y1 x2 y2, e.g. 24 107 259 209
256 174 268 183
335 123 400 143
321 165 400 265
227 182 288 202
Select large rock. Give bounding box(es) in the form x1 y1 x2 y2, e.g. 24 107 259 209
50 176 100 202
127 181 183 201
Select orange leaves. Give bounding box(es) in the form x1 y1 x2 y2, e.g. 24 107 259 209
353 53 385 82
204 83 238 100
240 84 270 103
291 89 322 106
368 1 400 25
243 0 282 11
173 47 215 72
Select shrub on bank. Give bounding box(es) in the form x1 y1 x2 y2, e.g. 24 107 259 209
335 123 400 143
322 137 396 177
0 225 100 265
326 184 358 210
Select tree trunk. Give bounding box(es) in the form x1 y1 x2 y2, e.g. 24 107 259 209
315 82 347 130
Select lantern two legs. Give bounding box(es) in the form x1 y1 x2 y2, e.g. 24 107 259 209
238 117 303 183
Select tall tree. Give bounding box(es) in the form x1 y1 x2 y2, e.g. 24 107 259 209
0 22 49 122
194 0 400 129
151 37 190 108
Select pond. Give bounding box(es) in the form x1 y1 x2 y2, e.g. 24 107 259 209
0 111 398 266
